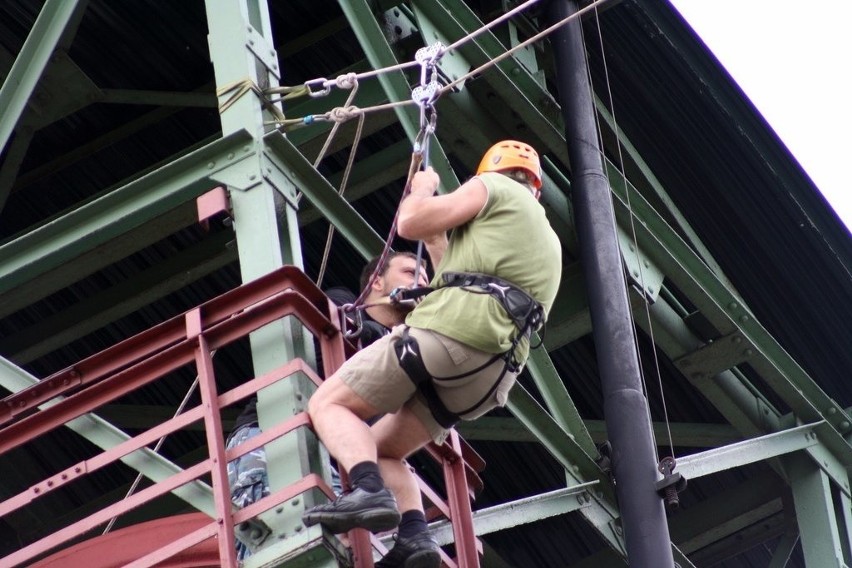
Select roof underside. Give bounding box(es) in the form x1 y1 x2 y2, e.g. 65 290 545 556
1 1 850 567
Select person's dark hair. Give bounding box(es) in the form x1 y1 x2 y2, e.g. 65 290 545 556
359 251 423 291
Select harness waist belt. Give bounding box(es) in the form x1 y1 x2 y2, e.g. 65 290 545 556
441 272 544 334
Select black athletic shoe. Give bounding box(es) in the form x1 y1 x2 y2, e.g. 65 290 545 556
302 487 400 533
376 532 440 568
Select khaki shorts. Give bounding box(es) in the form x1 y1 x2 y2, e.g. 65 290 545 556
338 325 518 444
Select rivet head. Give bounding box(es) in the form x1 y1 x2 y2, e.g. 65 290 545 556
839 421 850 429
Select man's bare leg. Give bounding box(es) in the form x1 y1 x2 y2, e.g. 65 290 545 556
307 373 379 470
372 409 432 512
372 408 441 568
303 373 400 533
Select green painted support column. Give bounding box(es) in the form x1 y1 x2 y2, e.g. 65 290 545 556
787 453 852 567
205 1 334 564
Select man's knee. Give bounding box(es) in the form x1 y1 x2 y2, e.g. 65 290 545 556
306 382 328 421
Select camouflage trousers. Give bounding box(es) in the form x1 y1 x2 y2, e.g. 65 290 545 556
226 424 270 560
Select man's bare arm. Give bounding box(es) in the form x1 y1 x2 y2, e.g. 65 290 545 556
398 167 488 241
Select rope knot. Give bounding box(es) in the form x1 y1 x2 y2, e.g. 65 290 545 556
329 105 361 123
336 72 358 90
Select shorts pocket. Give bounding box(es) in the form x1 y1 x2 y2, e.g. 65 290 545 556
433 332 471 366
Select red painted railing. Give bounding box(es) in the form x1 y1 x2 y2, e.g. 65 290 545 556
0 265 484 568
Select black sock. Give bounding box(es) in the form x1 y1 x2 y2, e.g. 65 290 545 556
349 460 384 493
398 509 428 540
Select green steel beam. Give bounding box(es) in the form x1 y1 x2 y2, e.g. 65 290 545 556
457 416 742 448
767 531 800 568
0 0 87 167
265 131 385 258
646 295 852 499
410 0 570 169
542 261 592 348
507 384 626 557
99 89 216 108
677 422 821 480
787 453 852 567
337 0 460 191
525 346 598 458
1 229 236 364
669 472 785 556
0 129 253 318
427 484 596 546
0 355 217 515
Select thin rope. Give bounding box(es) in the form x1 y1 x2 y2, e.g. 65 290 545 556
588 3 675 459
316 110 366 287
102 373 203 535
295 74 360 207
351 149 425 310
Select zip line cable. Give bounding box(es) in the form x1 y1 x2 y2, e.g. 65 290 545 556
586 3 676 460
264 0 609 131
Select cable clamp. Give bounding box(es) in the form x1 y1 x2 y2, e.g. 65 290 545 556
655 456 687 514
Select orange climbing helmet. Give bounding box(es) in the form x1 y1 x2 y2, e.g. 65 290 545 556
476 140 542 189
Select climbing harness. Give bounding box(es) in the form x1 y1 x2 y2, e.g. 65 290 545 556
392 272 544 428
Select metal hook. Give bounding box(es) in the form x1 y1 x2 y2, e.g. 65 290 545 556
304 77 331 98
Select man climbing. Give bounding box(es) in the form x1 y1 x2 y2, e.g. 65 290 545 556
225 251 428 560
303 141 562 567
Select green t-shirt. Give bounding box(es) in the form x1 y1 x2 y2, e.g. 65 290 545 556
406 172 562 362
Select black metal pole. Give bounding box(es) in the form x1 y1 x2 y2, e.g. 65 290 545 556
544 2 676 566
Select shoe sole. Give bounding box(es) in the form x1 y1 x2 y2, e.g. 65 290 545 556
405 549 440 568
303 506 401 534
375 548 440 568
